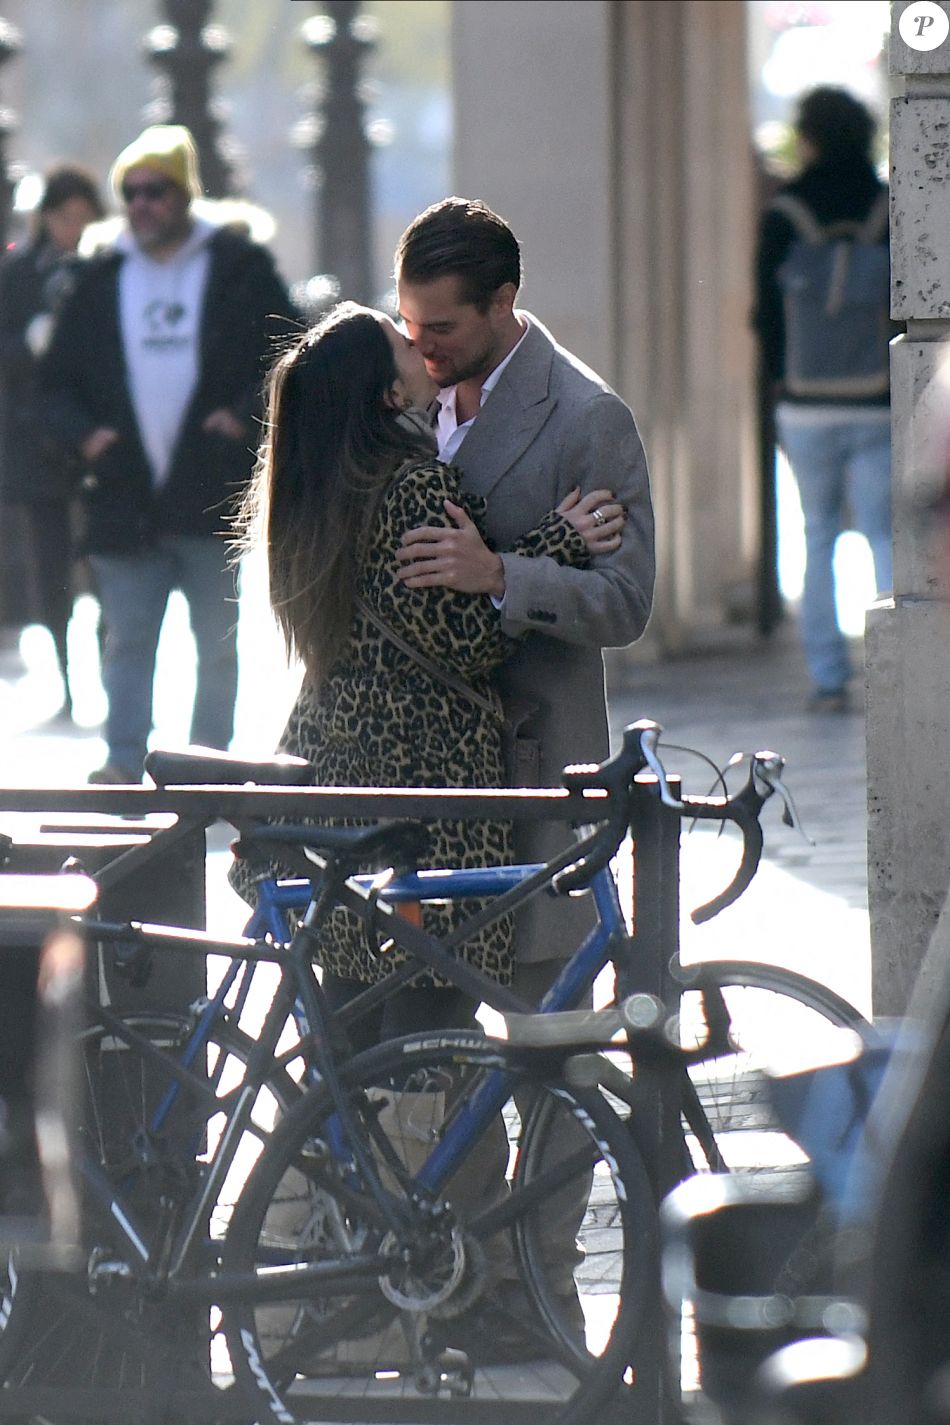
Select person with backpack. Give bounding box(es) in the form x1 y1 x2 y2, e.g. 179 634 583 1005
754 86 893 714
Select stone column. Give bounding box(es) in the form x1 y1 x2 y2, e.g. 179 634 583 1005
613 0 759 650
450 0 758 652
866 0 950 1015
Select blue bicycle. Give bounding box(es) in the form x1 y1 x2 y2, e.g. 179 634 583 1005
0 723 874 1425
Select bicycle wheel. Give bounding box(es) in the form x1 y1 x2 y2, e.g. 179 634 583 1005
678 960 876 1182
223 1029 655 1425
77 1010 299 1239
0 1009 298 1400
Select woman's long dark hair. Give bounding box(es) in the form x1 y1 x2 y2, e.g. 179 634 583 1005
237 302 432 682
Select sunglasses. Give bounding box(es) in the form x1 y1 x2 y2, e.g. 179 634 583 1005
121 179 175 204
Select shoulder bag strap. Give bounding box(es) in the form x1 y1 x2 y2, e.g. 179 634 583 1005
770 194 826 244
353 594 497 717
858 190 889 245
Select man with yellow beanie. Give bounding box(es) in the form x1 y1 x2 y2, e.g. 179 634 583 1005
41 125 297 783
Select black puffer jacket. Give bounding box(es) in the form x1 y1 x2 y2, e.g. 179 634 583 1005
0 238 85 502
39 223 298 553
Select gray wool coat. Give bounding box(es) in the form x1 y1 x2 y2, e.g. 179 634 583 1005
450 312 655 965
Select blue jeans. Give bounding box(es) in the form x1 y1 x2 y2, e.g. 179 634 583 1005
90 536 239 774
777 411 892 694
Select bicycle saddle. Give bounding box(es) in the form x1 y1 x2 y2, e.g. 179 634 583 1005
145 746 316 788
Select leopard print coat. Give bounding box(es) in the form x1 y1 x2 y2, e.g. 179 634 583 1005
231 456 588 986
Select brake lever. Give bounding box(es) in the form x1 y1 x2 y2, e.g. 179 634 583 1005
638 725 685 810
751 751 813 845
553 720 660 894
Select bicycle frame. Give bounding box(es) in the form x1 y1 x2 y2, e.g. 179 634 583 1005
252 853 626 1014
70 844 630 1309
239 854 631 1198
64 721 767 1309
71 928 326 1291
239 844 736 1207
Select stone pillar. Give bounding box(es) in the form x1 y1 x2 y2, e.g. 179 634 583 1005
613 0 759 649
866 0 950 1015
450 0 758 652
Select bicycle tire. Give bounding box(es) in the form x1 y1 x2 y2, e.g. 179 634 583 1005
223 1028 655 1425
678 959 876 1182
0 1009 298 1400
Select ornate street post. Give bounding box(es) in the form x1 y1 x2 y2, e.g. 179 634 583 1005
144 0 235 197
300 1 376 303
0 16 21 249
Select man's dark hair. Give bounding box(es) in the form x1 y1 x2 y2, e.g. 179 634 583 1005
39 164 105 218
795 87 876 164
394 197 521 311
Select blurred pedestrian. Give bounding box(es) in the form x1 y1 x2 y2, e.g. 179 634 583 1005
0 164 104 716
754 86 894 713
41 124 296 782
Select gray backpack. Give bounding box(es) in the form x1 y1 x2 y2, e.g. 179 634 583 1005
773 190 891 400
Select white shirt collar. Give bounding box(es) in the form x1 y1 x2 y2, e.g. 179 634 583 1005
435 317 529 460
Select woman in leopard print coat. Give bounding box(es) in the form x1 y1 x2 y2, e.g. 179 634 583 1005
231 303 611 1040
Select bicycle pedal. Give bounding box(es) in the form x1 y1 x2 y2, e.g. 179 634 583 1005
437 1346 474 1397
414 1347 474 1398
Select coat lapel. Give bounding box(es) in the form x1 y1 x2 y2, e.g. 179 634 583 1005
453 316 556 498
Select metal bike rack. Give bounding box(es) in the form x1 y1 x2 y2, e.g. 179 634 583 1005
0 776 682 1425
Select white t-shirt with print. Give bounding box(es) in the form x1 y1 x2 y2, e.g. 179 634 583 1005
117 218 214 489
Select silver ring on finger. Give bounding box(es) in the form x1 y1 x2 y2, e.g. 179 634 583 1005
591 507 607 527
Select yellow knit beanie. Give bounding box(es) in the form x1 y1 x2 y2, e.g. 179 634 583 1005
110 124 203 201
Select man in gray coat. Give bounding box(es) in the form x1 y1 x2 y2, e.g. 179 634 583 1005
395 196 655 989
